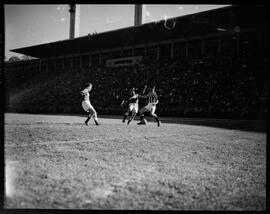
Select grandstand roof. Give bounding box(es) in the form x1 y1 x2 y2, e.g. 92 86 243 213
11 5 266 58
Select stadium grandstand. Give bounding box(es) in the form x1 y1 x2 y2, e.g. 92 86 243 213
5 5 267 120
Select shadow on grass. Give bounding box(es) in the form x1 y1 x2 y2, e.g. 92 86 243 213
163 117 266 133
8 112 266 133
99 115 266 133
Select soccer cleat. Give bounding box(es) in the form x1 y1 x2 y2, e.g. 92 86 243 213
127 120 131 125
137 121 146 125
85 116 91 125
95 120 100 126
157 120 161 127
122 115 127 123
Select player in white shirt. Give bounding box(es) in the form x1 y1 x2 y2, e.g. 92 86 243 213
81 83 99 126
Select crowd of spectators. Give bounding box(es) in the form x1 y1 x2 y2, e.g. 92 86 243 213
5 52 267 119
151 54 267 119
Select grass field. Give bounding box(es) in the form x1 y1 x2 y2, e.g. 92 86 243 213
4 113 266 210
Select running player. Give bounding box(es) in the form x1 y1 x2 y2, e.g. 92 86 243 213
137 85 161 127
121 87 139 125
81 83 99 126
121 85 147 125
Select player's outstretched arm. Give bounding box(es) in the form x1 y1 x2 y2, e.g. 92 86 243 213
142 85 147 94
120 99 125 107
138 85 148 98
138 94 148 98
88 83 93 92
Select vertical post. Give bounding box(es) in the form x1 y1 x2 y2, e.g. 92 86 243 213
134 4 142 26
132 46 135 56
201 38 205 56
120 48 123 57
157 43 160 60
144 45 147 58
186 40 189 57
70 56 73 70
99 52 101 65
53 58 56 71
171 41 174 59
46 59 49 73
218 36 222 53
69 4 76 39
39 59 42 73
62 57 64 70
89 54 92 67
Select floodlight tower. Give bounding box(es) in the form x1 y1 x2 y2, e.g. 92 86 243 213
69 4 76 39
134 4 143 26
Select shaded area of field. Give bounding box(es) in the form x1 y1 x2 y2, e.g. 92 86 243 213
99 115 266 133
4 113 266 210
6 113 266 133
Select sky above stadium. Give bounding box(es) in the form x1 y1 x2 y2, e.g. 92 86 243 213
4 4 230 59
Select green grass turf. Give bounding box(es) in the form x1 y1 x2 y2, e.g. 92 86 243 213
4 113 266 210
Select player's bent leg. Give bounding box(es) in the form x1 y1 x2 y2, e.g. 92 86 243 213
150 107 161 127
138 107 148 125
89 106 99 126
122 111 129 123
93 111 99 125
139 107 148 117
84 108 93 125
128 110 137 125
82 101 92 125
85 115 91 126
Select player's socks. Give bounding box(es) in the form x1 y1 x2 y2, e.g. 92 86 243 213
155 117 160 127
94 120 99 126
85 117 91 125
128 113 136 125
137 120 146 125
122 115 127 123
138 115 144 125
127 120 131 125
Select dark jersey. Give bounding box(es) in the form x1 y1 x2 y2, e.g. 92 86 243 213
129 94 139 104
147 92 158 104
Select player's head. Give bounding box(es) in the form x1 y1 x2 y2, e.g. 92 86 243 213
130 87 136 95
149 85 155 92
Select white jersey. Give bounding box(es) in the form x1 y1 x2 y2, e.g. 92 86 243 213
81 88 91 103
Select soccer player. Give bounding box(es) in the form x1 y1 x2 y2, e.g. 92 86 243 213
81 83 99 126
137 85 161 127
121 87 139 125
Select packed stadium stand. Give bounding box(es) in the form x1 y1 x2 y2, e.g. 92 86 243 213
5 5 267 120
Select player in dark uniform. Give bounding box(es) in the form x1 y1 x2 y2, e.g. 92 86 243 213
137 85 161 127
121 87 139 125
